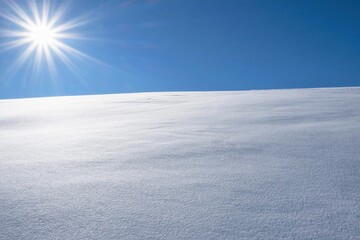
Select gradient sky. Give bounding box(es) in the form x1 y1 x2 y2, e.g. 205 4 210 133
0 0 359 99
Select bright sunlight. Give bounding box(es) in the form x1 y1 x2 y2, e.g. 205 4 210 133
0 0 91 75
29 25 56 46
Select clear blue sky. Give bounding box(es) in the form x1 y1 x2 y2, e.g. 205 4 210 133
0 0 359 99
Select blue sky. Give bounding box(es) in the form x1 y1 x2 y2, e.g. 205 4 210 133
0 0 359 99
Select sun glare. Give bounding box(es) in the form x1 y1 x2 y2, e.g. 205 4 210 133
30 25 55 46
0 0 92 75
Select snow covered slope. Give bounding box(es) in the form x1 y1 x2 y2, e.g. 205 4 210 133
1 88 359 239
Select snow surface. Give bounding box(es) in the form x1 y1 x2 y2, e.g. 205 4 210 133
0 88 359 239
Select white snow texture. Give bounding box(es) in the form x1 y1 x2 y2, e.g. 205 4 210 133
0 88 359 239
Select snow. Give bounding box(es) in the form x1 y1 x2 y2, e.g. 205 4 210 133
0 87 359 239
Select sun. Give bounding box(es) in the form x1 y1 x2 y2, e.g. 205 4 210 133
0 0 92 75
29 25 56 46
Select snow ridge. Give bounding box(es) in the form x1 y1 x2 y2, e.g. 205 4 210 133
1 88 359 239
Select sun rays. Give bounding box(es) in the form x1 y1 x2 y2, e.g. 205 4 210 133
0 0 91 76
